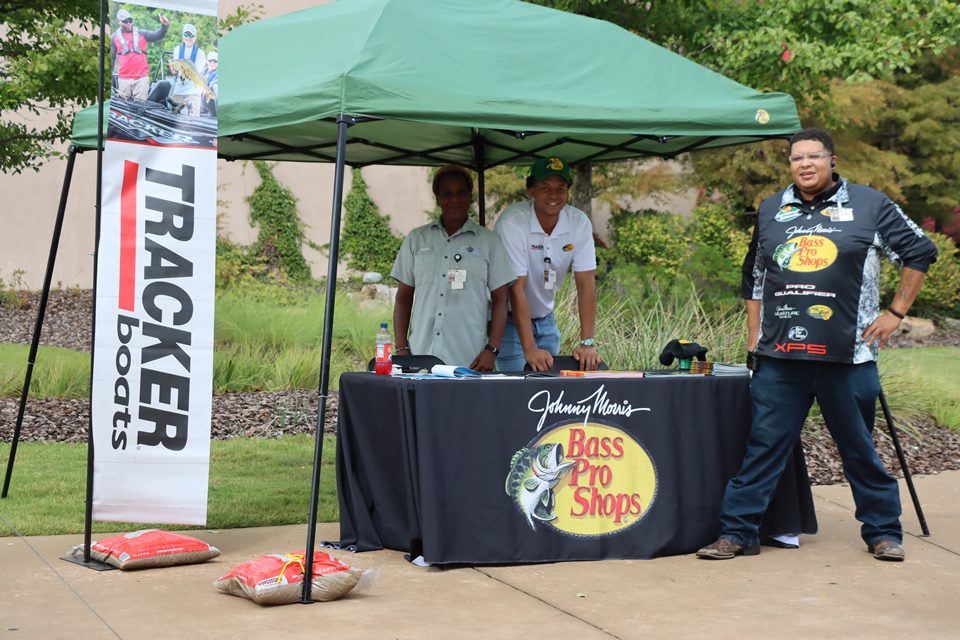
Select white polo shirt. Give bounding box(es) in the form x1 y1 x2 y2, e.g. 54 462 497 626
495 201 596 320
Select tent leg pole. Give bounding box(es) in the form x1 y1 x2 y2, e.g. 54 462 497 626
302 114 354 604
2 146 79 499
472 131 486 226
477 169 486 227
878 387 930 536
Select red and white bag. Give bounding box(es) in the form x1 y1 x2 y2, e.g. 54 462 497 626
78 529 220 570
214 551 379 605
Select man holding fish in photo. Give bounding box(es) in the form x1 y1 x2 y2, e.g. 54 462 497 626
169 23 210 116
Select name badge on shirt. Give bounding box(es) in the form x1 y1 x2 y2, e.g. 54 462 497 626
543 269 557 290
827 206 854 222
448 269 467 290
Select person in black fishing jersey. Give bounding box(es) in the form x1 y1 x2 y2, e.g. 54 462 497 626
697 128 938 563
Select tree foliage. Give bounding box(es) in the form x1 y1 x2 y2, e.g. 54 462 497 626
839 49 960 224
0 1 100 174
532 0 960 120
528 1 960 220
483 165 530 221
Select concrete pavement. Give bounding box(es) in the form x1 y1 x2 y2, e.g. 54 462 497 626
2 471 959 639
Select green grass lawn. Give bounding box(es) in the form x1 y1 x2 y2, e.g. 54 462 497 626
0 344 91 398
0 434 338 537
881 347 960 395
880 346 960 430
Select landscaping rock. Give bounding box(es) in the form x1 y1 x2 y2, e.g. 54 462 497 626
362 272 383 284
894 316 936 339
355 283 395 309
941 316 960 331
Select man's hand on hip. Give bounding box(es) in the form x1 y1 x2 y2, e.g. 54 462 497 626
862 312 902 349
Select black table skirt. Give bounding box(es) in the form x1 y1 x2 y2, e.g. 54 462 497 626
330 372 816 565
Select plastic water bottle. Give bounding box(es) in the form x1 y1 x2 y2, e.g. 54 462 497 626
375 323 393 375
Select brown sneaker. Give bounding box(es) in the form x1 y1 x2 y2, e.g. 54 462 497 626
696 537 761 560
868 540 905 561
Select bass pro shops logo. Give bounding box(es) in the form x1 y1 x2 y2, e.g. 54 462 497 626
773 235 838 272
788 326 808 341
505 420 657 537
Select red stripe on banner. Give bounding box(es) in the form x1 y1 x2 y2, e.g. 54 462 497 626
119 160 139 311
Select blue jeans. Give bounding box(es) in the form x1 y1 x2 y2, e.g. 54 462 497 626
496 311 561 371
719 357 901 547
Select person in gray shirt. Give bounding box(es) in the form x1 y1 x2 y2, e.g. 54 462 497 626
391 165 516 370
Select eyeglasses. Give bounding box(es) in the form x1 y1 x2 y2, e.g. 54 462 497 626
121 18 133 24
183 32 195 38
788 151 832 164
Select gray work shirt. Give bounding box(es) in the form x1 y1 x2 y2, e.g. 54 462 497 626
391 218 516 367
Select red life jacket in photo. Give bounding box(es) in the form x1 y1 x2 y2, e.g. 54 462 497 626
113 29 149 79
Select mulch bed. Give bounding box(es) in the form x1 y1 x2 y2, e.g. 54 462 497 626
3 290 960 486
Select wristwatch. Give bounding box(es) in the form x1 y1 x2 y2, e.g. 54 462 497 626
484 344 500 355
580 338 595 347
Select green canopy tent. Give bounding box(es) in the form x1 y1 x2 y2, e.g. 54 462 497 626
77 0 800 170
29 0 806 595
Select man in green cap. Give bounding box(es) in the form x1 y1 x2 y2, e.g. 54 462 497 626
494 157 601 371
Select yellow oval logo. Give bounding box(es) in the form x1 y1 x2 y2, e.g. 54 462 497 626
807 305 833 320
773 235 838 272
755 109 770 124
506 421 657 538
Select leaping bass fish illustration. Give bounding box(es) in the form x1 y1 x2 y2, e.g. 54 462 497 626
505 443 575 531
773 241 801 270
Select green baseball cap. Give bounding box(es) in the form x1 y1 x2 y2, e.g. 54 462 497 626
530 157 572 184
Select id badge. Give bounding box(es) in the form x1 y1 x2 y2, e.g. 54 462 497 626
448 269 467 290
832 206 854 222
543 269 557 290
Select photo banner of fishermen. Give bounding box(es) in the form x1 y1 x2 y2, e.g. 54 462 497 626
93 0 218 525
107 1 218 146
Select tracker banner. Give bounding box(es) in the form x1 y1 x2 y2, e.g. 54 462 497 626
92 0 218 525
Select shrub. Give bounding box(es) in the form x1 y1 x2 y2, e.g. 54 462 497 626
245 161 314 283
601 204 751 312
689 204 738 259
881 232 960 317
215 237 309 305
339 168 404 276
0 269 29 311
607 208 691 277
681 205 754 310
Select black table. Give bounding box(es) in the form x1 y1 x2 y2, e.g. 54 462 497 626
330 372 816 565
